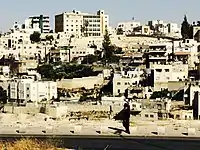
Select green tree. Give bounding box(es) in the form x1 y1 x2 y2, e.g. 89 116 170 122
181 15 190 39
37 64 98 80
102 29 120 64
116 28 124 35
30 31 41 43
189 24 194 39
46 35 54 41
102 29 112 59
37 64 55 79
82 54 98 64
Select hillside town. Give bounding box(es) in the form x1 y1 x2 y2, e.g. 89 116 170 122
1 9 200 137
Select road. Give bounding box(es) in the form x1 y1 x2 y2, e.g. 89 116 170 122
1 135 200 150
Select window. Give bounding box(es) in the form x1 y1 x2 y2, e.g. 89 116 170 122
27 87 29 90
118 89 120 93
117 82 121 85
156 69 162 72
27 94 30 98
150 115 154 118
145 114 148 118
125 82 128 85
165 69 169 72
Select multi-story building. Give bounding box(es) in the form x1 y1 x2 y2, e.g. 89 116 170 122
113 67 143 96
151 62 188 91
9 76 57 103
55 10 109 37
24 15 50 33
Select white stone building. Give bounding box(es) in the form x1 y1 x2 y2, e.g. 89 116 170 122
113 67 143 96
55 10 109 37
116 21 141 35
148 20 180 36
151 62 188 91
9 76 57 103
0 29 52 59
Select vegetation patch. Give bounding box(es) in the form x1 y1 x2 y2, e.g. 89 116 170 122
0 138 67 150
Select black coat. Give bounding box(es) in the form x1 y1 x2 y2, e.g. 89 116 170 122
113 108 130 121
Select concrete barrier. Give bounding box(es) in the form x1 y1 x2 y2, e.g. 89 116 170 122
16 125 27 134
188 128 196 136
44 126 53 133
72 125 82 133
130 126 137 133
157 126 166 135
96 125 108 134
100 126 109 134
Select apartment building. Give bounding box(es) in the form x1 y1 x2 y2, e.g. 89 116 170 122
151 62 188 91
55 10 109 37
9 76 57 103
113 67 143 96
24 15 50 33
174 39 200 69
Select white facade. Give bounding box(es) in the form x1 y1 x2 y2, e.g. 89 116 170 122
117 21 141 35
152 62 188 83
51 47 95 62
0 29 52 59
168 23 180 34
9 76 57 103
174 39 200 69
55 10 109 37
113 68 143 96
148 20 180 36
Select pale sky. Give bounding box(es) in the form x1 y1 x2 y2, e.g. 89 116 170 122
0 0 199 32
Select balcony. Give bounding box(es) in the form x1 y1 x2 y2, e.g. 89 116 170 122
134 60 144 63
149 56 167 60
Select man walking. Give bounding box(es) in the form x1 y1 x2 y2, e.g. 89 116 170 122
122 103 131 134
